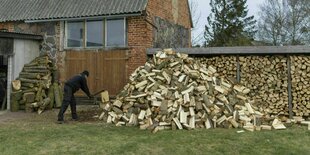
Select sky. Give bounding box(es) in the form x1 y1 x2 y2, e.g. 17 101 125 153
190 0 265 45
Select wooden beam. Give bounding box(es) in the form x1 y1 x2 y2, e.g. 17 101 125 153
287 55 293 119
147 46 310 55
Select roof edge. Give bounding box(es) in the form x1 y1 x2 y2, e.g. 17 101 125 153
24 13 143 23
147 46 310 55
0 31 43 40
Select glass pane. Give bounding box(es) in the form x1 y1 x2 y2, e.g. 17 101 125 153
87 20 103 47
67 21 84 47
106 19 125 47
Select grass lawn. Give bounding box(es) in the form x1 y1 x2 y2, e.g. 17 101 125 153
0 110 309 155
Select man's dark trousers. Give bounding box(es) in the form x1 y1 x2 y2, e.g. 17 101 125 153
58 84 78 121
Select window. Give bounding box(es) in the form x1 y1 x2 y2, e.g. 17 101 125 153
67 21 84 47
106 19 126 47
87 20 103 47
65 18 126 48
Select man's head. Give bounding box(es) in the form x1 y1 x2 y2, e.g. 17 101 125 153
81 70 89 77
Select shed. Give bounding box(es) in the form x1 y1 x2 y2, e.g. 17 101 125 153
0 31 43 110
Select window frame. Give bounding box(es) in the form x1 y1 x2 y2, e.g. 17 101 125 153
85 19 105 48
65 20 85 48
105 18 127 48
64 17 127 49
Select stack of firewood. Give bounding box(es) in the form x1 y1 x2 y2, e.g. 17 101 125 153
194 56 237 78
239 56 289 116
290 56 310 117
100 49 285 132
10 55 63 114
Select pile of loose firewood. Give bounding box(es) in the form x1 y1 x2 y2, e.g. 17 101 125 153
10 55 63 114
290 56 310 117
99 49 286 132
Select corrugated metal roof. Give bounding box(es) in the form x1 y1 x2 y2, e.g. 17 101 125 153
0 0 148 22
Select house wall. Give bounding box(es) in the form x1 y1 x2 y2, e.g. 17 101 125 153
0 0 192 96
12 39 40 79
126 0 192 78
147 0 192 48
126 16 152 78
12 22 58 57
153 16 190 48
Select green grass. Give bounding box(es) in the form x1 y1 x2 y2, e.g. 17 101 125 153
0 121 309 155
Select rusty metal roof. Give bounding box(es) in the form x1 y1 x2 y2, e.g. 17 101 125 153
0 0 148 22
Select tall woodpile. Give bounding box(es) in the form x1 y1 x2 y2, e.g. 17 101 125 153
100 49 284 132
239 56 289 116
290 56 310 117
10 55 63 114
194 56 237 78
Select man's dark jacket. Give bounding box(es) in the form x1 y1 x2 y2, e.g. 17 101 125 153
65 73 91 97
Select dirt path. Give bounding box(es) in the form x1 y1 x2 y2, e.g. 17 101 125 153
0 105 102 125
0 110 34 124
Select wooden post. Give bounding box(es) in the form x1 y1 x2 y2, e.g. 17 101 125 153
287 55 293 119
236 55 241 83
1 90 6 110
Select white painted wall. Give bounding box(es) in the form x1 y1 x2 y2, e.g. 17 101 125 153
6 39 40 110
12 39 40 79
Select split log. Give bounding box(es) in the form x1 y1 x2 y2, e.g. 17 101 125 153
21 82 35 88
35 84 43 102
23 66 48 70
19 72 41 79
53 83 62 108
12 80 21 91
10 92 21 112
47 86 55 109
23 87 38 93
22 69 50 74
19 78 40 85
23 92 36 103
37 97 51 114
11 90 23 101
101 91 109 103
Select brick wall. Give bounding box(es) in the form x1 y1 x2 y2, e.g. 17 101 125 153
0 22 14 32
147 0 192 48
126 16 153 78
126 0 192 77
147 0 192 29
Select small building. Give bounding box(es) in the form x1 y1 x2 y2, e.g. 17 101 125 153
0 0 192 96
0 31 42 110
